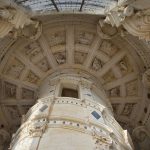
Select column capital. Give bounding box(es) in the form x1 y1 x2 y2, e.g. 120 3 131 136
104 0 150 41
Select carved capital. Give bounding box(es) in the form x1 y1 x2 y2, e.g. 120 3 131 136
104 0 150 41
0 6 42 39
132 126 150 142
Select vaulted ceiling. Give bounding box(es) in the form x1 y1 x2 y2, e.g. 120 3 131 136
0 14 149 135
14 0 117 14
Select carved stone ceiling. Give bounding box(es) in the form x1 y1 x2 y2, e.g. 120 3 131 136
0 14 150 144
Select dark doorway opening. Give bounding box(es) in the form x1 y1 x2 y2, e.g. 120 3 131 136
61 88 78 98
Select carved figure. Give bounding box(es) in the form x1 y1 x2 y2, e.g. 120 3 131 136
92 57 103 71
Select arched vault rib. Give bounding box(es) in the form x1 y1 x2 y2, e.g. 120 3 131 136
84 35 101 68
66 25 75 64
13 52 44 78
104 72 137 90
38 35 58 69
97 50 126 77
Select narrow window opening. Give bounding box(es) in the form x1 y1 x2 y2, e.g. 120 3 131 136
91 111 101 120
61 88 78 98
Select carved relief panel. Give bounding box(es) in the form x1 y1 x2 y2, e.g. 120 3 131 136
24 42 42 60
54 52 66 64
121 103 136 116
22 88 34 99
25 71 40 84
126 80 138 96
91 57 104 71
74 52 87 64
99 40 119 57
118 56 133 76
112 104 120 114
102 70 116 84
6 106 21 125
3 58 25 79
75 30 95 46
23 42 50 72
4 82 16 98
48 30 66 47
36 57 50 72
108 86 120 97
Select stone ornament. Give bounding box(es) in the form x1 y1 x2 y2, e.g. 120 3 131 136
28 119 47 137
55 52 66 64
26 71 39 84
132 126 150 142
0 6 42 40
97 21 118 39
104 0 150 41
91 57 103 71
10 72 133 150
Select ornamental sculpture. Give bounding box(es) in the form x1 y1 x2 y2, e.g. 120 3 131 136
0 1 42 40
104 0 150 41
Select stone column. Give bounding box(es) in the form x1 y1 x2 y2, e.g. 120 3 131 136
9 71 133 150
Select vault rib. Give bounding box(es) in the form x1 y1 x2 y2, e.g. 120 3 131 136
66 25 75 64
38 34 58 69
84 35 101 68
14 52 44 78
104 72 137 90
110 96 140 104
97 50 126 77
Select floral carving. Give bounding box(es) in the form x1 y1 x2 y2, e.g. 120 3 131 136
54 52 66 64
109 87 120 97
119 56 132 75
91 57 103 71
4 82 16 98
122 103 136 116
4 58 25 79
28 119 47 137
48 31 65 46
103 70 116 83
76 31 94 45
126 80 137 96
25 71 39 84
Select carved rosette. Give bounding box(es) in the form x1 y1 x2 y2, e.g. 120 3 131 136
28 119 47 137
132 126 150 142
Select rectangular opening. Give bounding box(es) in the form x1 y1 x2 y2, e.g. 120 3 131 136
91 111 101 120
61 88 78 98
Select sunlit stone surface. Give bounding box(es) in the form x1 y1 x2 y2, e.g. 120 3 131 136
10 71 133 150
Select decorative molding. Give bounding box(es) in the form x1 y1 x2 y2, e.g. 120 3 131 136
104 0 150 41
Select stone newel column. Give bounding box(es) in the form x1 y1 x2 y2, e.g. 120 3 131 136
10 71 133 150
